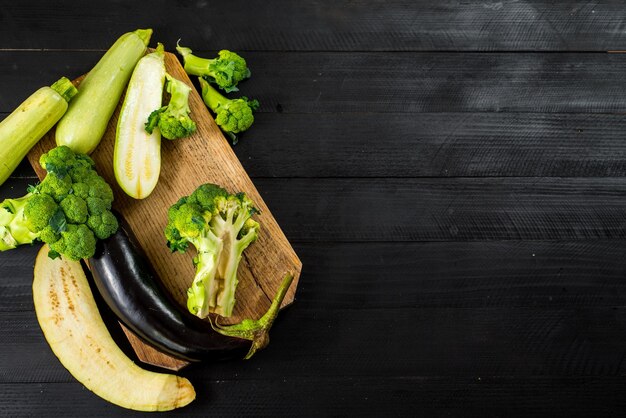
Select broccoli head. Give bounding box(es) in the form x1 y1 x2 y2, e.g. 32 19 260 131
165 183 260 318
0 146 118 260
145 74 197 140
176 42 250 93
198 77 259 144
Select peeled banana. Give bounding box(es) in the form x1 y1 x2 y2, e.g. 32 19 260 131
32 245 195 411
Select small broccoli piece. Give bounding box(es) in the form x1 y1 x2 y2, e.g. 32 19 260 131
198 77 259 144
38 225 61 244
145 74 197 140
87 211 119 240
49 224 97 261
165 183 260 318
176 42 250 93
39 145 76 177
72 182 90 200
23 194 59 232
88 177 114 202
0 146 118 259
60 194 88 224
86 197 111 215
38 174 73 203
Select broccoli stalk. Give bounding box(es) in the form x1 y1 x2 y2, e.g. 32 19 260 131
165 183 260 318
199 77 259 144
0 146 118 260
176 43 250 93
145 74 197 140
0 194 38 250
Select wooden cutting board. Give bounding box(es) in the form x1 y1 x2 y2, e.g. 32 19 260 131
27 51 301 371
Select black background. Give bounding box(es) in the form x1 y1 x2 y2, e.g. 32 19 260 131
2 1 626 416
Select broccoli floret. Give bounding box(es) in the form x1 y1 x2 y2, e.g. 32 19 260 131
176 43 250 93
49 224 96 261
38 174 73 203
23 194 59 232
72 182 90 200
88 177 114 202
0 146 118 259
38 225 61 244
86 197 111 215
39 145 76 177
87 210 118 240
145 74 197 140
198 77 259 144
165 183 260 318
60 194 88 224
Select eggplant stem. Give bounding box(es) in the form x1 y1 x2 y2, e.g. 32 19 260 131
209 272 294 359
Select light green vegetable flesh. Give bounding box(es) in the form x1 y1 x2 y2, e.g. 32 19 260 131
0 77 77 187
114 44 166 199
55 29 152 154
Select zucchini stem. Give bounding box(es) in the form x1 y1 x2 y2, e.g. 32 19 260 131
134 28 153 46
50 77 78 103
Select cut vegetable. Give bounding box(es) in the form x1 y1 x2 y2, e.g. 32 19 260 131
145 74 196 140
164 183 260 318
114 44 166 199
56 29 152 154
90 215 247 362
33 245 195 411
0 77 77 186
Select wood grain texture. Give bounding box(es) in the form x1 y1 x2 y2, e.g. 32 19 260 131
3 1 626 416
5 52 626 114
26 52 301 370
9 111 626 179
2 1 626 51
240 52 626 114
259 178 626 242
5 376 626 417
5 306 626 383
6 175 626 243
3 377 626 417
6 240 626 314
237 112 626 178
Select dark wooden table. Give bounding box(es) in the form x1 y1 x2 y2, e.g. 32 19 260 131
2 1 626 416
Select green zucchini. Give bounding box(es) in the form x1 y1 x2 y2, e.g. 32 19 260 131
0 77 77 186
114 44 166 199
55 29 152 154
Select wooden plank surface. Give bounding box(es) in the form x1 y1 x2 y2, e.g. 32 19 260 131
3 0 626 416
7 112 626 179
4 377 626 417
5 52 626 115
6 306 626 383
259 177 626 242
2 1 626 51
5 239 626 314
236 112 626 178
26 52 301 369
5 175 626 243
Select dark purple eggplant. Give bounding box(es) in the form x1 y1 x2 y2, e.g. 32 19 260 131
88 215 247 362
